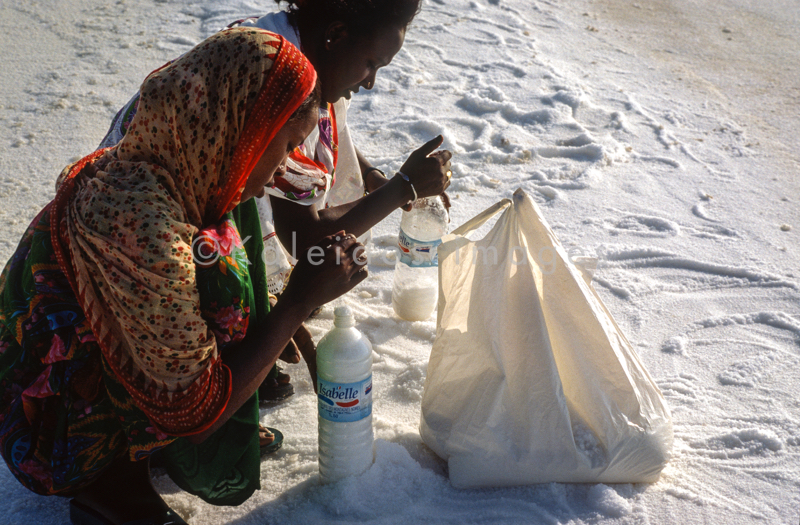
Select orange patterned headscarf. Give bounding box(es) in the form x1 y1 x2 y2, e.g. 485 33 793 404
50 28 317 436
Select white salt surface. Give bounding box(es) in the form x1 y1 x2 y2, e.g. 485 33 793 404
1 0 799 523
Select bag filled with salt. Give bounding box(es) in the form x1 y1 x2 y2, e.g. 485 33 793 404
420 189 673 488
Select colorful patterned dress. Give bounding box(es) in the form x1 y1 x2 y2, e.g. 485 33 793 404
0 27 317 506
0 200 268 505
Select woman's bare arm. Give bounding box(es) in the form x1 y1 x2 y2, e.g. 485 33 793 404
272 174 413 253
187 234 367 444
272 136 452 254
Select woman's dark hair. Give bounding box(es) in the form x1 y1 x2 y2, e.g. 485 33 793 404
288 79 323 123
276 0 422 36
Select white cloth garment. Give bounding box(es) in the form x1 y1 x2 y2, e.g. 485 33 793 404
239 12 367 293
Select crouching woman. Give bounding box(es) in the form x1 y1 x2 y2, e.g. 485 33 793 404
0 28 366 525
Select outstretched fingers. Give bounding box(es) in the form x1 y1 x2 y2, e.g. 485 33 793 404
410 135 444 161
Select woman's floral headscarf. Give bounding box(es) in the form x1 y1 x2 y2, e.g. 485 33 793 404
50 28 317 436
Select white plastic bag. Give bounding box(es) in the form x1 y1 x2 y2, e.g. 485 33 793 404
420 189 673 488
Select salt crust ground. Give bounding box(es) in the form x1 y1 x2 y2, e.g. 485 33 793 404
0 0 798 523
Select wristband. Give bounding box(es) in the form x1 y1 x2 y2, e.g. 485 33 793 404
397 171 417 204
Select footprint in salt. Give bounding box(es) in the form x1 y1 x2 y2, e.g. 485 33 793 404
597 245 796 293
688 223 740 240
537 143 605 161
689 427 784 460
528 167 601 190
685 191 742 239
605 212 681 238
457 89 558 126
717 352 778 387
656 373 700 404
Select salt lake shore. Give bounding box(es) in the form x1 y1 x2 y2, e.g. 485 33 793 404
0 0 797 523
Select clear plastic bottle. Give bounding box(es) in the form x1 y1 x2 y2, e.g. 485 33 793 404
392 196 449 321
316 306 374 483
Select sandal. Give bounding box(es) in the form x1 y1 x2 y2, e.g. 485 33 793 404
70 499 188 525
258 366 294 403
260 426 283 456
275 369 291 385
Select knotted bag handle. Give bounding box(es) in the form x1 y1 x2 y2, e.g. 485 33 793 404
450 198 512 237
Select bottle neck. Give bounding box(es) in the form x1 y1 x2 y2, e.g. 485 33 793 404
334 316 355 329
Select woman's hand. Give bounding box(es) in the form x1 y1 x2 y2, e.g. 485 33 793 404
281 231 368 312
398 135 452 200
278 338 302 364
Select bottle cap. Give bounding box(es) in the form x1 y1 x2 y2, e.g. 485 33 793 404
333 305 355 328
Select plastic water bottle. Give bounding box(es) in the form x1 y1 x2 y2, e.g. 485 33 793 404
392 196 449 321
317 306 374 483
